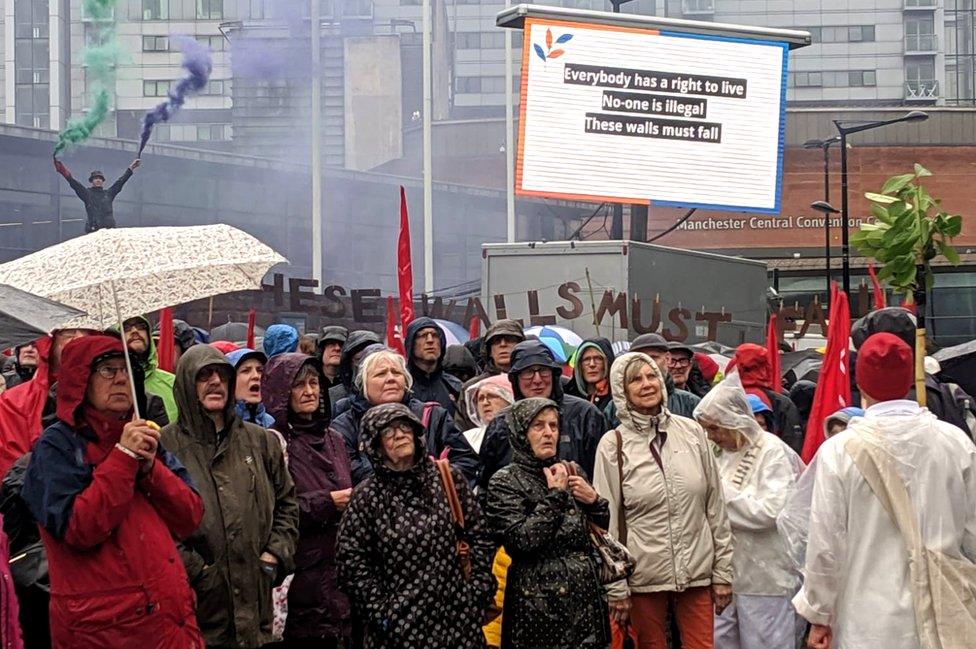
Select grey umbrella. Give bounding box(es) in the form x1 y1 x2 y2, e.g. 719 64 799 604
0 284 86 350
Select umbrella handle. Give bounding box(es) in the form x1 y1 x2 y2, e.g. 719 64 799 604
111 281 143 421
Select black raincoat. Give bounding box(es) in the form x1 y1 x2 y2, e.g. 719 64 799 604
327 330 381 415
61 168 132 232
330 392 481 486
478 341 608 494
336 403 496 649
486 398 610 649
405 317 463 415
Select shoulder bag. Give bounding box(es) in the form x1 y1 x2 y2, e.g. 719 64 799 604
434 458 472 581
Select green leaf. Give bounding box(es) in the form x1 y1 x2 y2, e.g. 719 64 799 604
938 240 961 266
882 174 915 195
870 203 893 224
866 192 899 205
914 163 932 178
944 214 962 238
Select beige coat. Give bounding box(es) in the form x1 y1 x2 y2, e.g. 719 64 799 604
593 352 734 599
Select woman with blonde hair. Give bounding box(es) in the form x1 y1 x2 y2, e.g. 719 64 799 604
593 352 733 649
328 348 480 485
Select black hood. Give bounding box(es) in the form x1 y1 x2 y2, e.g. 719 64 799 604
338 330 382 390
788 380 817 419
851 307 916 350
405 317 446 373
507 340 564 401
443 344 478 380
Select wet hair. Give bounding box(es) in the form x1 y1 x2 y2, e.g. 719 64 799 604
291 361 320 387
355 350 414 398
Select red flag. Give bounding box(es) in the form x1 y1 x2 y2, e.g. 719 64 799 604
397 186 415 331
386 296 406 357
867 263 887 309
801 283 852 463
766 312 782 393
246 308 257 350
157 307 175 373
469 316 480 340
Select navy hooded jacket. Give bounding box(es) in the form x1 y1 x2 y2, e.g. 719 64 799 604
404 317 462 416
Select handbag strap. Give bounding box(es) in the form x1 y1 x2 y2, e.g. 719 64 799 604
615 429 628 546
434 458 466 530
843 436 937 647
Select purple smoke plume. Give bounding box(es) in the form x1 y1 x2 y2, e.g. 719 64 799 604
138 35 213 154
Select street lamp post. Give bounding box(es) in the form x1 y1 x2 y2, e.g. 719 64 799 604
803 136 841 300
833 111 929 295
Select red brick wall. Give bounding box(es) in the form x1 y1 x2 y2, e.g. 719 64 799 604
646 146 976 249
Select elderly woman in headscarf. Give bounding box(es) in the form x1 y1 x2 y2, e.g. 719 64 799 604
486 397 610 649
592 352 733 649
694 374 804 649
336 402 496 649
328 349 480 485
462 374 515 455
261 352 353 646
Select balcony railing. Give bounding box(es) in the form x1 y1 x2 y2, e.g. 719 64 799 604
906 79 939 100
683 0 715 14
906 33 938 52
905 0 936 9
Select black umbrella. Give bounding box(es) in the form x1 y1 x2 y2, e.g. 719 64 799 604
780 349 824 386
0 284 86 350
210 321 266 344
933 340 976 398
691 341 736 356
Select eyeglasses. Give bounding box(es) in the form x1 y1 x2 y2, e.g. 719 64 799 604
196 367 225 382
381 422 414 438
94 364 128 380
670 358 691 368
518 367 551 380
581 356 604 366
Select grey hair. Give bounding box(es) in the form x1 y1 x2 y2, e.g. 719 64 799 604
354 350 413 399
292 361 320 386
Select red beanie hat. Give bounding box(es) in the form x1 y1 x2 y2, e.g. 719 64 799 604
856 332 914 402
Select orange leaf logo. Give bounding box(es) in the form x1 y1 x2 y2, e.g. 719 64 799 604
546 28 553 50
548 49 565 59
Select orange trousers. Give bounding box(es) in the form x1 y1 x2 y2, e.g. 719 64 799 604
629 587 714 649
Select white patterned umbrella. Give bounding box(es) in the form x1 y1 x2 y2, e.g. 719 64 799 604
0 225 287 331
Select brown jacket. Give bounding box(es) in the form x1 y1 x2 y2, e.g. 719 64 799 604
163 345 298 648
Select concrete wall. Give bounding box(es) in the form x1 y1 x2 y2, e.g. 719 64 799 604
343 35 402 171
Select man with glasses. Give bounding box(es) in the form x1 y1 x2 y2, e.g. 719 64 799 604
162 345 298 649
110 315 177 423
478 340 607 491
22 335 204 647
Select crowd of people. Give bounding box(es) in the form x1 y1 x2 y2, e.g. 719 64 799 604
0 306 973 649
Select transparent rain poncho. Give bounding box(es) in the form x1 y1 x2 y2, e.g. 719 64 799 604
789 403 976 648
461 375 514 454
694 374 804 597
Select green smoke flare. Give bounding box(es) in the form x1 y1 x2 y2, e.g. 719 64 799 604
53 0 121 155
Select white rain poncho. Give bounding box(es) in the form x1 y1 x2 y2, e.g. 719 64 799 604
792 400 976 649
694 374 804 597
461 374 514 454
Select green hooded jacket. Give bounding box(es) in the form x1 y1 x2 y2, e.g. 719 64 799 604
161 345 298 648
110 315 177 422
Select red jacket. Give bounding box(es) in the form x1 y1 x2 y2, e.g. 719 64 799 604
0 336 53 476
21 336 205 649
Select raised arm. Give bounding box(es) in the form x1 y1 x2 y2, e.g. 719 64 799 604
53 158 88 199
